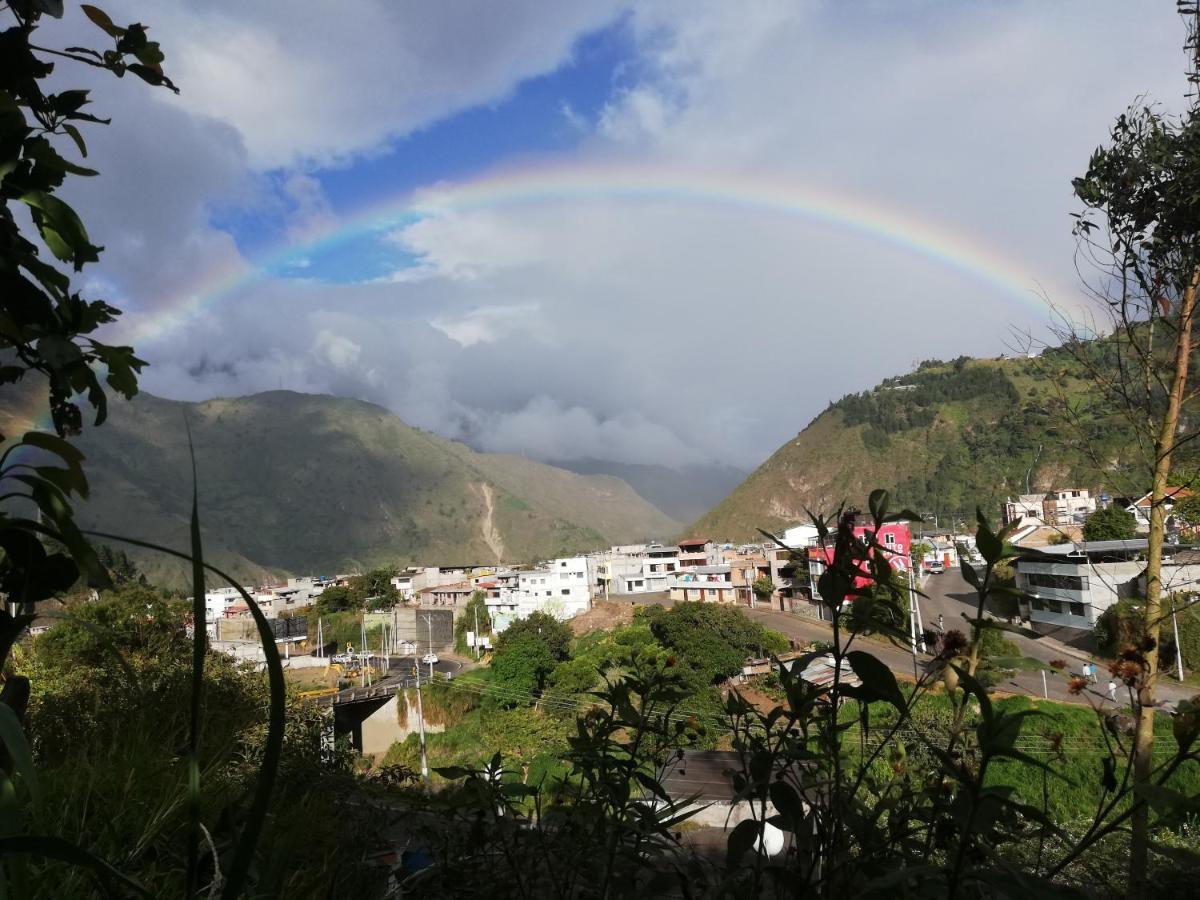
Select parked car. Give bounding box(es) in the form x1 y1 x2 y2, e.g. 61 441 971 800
924 560 945 575
421 652 439 666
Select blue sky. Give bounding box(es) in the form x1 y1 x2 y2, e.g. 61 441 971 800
72 1 1185 469
215 18 638 284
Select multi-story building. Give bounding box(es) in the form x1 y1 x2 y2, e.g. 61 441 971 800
1124 488 1195 533
1014 539 1146 634
725 550 770 607
677 538 717 568
669 565 736 603
642 545 680 592
1003 494 1048 526
488 557 592 631
1042 489 1096 527
805 516 913 606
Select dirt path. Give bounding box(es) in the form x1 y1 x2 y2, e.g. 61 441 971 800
476 481 505 563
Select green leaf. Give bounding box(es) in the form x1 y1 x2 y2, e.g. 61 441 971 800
61 123 87 158
868 489 889 524
19 191 100 269
635 770 669 802
434 766 471 781
961 560 981 589
80 4 124 37
975 509 1002 564
13 430 85 470
0 704 38 812
847 650 905 711
33 0 64 18
726 818 760 865
768 781 805 826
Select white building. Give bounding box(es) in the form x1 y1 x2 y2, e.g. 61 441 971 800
1003 494 1048 526
778 523 820 549
1124 488 1195 534
669 565 736 603
487 557 592 631
1044 489 1096 527
203 587 246 624
1014 540 1145 632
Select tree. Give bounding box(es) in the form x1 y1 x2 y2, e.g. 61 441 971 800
0 3 180 623
641 602 787 687
751 575 774 599
1173 494 1200 526
495 611 572 661
312 584 358 615
36 582 187 671
1082 505 1137 542
491 634 558 698
1046 13 1200 888
453 590 490 653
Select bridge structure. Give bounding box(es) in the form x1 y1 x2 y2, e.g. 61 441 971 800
301 657 463 753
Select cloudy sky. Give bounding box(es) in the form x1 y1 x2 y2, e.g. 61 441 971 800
47 1 1185 469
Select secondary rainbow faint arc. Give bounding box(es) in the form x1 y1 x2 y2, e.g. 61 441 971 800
124 162 1056 346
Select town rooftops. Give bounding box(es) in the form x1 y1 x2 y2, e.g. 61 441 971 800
1019 539 1147 561
1130 487 1195 508
675 565 731 576
678 538 710 549
419 581 473 593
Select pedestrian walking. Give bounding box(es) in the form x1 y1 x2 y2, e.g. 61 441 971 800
1088 662 1098 684
1108 679 1118 702
937 613 944 631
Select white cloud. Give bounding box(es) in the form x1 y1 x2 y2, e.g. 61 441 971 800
312 330 363 370
431 303 545 347
55 0 1199 472
386 207 546 281
88 0 630 169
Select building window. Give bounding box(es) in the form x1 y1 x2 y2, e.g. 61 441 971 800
1046 599 1063 613
884 533 895 546
1026 572 1088 591
707 589 716 597
1069 602 1085 616
561 589 570 596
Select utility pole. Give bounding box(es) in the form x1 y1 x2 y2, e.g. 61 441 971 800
415 643 429 785
425 614 435 680
911 567 927 654
473 603 481 661
907 566 919 681
1172 595 1185 682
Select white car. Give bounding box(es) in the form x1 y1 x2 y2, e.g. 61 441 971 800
421 652 439 666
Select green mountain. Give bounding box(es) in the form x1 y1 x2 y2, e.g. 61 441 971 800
63 391 680 586
690 350 1152 541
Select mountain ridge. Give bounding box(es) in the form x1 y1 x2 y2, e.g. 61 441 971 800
688 350 1153 541
60 390 680 586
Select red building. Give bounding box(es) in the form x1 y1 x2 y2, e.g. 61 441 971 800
807 517 913 597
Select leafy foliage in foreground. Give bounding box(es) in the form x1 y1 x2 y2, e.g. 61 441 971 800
408 493 1200 898
20 586 377 897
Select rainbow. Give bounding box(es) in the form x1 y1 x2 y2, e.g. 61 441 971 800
123 160 1060 345
10 161 1064 436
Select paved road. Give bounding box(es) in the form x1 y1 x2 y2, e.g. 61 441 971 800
917 570 1196 706
632 577 1196 708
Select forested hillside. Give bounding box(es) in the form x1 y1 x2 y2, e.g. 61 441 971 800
690 349 1179 540
56 391 679 586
